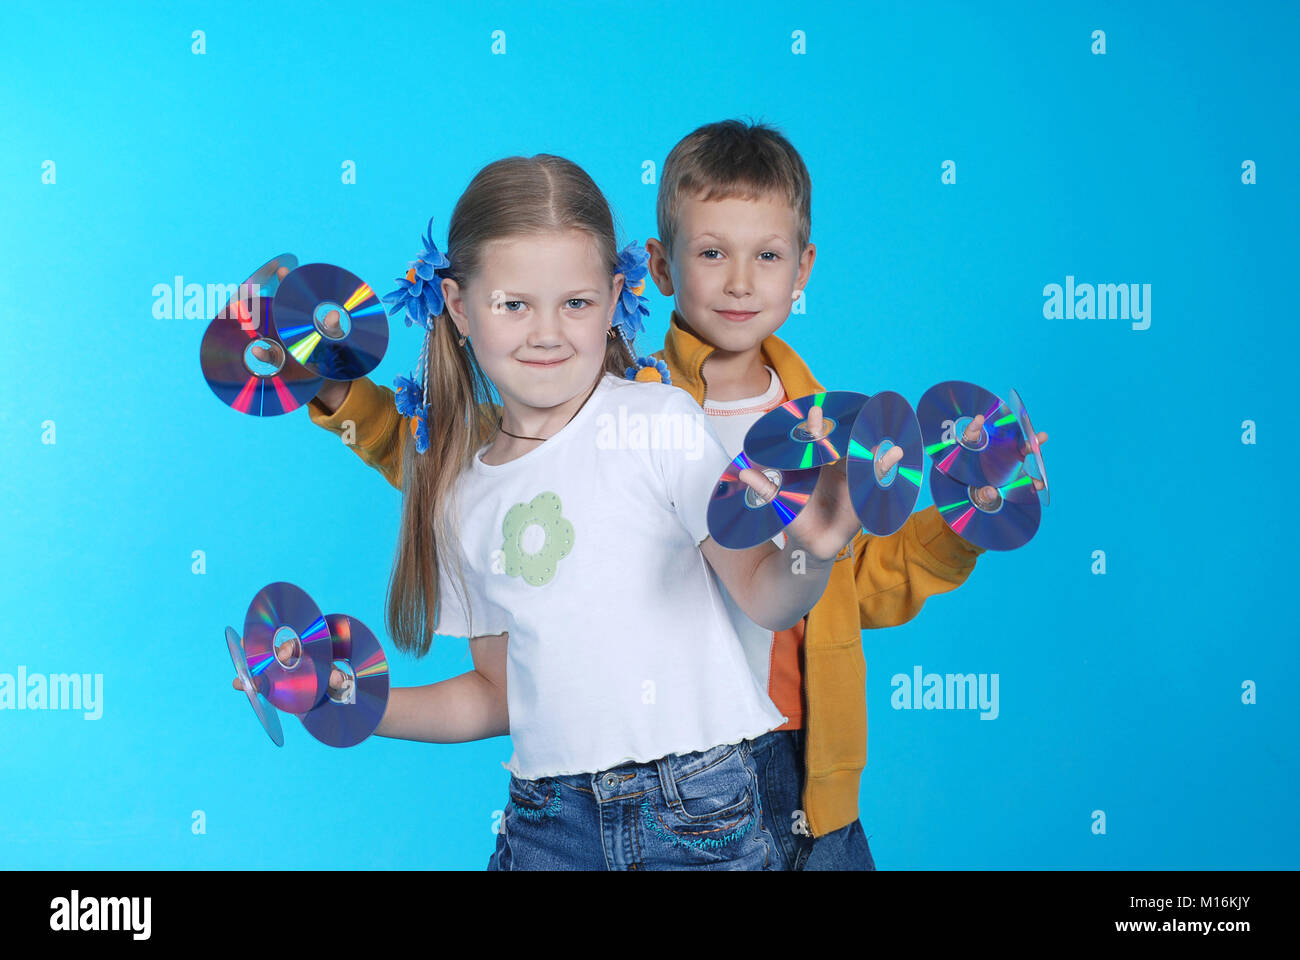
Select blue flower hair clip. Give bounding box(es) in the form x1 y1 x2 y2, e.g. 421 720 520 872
394 335 432 454
626 355 671 385
612 241 651 346
381 217 450 331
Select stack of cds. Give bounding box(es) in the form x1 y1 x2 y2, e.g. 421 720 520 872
200 256 388 416
705 383 1049 553
918 381 1050 551
225 582 390 748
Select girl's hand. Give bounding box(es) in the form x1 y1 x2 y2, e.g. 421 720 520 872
231 639 353 703
737 407 861 562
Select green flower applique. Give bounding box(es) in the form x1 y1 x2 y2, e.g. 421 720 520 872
501 492 575 587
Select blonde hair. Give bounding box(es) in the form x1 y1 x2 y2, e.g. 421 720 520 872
388 155 636 656
656 118 812 259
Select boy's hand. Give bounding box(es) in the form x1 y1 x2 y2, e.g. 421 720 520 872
231 639 353 705
245 282 352 413
962 413 1049 499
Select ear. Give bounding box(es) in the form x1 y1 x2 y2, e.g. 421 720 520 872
794 242 816 294
442 277 470 338
603 272 627 332
645 237 675 297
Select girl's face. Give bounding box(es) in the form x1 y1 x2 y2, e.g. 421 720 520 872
444 229 623 416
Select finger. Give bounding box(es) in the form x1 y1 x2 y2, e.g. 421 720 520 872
321 309 343 337
806 405 823 437
1037 430 1048 446
738 467 778 503
276 266 290 279
1033 478 1044 490
250 343 271 362
875 445 903 479
963 414 985 444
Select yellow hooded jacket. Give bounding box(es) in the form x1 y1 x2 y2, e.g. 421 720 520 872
306 311 983 836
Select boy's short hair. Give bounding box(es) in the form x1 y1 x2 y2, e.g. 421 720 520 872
657 119 812 259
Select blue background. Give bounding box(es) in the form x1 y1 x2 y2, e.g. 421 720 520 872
1 0 1295 869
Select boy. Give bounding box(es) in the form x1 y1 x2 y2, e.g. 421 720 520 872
305 121 986 870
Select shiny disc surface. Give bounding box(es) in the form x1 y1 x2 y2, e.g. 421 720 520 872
929 463 1041 551
200 294 322 416
225 626 284 747
272 263 388 381
1007 387 1049 506
242 582 332 714
300 614 390 748
918 380 1023 487
846 391 924 536
707 451 820 550
742 391 868 469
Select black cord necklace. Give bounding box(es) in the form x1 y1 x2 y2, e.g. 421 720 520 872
496 372 603 442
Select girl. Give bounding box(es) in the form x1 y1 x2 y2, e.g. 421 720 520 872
237 155 865 870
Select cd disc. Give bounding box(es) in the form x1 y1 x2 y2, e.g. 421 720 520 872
1007 388 1049 506
929 464 1040 551
707 451 820 550
211 254 300 320
300 614 390 748
200 294 323 416
742 391 868 470
918 381 1023 487
272 263 388 381
242 582 332 715
225 626 284 747
846 391 924 537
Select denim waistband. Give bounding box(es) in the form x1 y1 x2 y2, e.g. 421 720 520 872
525 736 767 804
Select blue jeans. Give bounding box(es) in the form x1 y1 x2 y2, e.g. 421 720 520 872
487 738 785 870
749 728 877 871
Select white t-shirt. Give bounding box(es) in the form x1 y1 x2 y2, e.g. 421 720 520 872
434 373 786 779
701 367 794 694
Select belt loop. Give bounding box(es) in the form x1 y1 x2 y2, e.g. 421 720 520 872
655 755 682 808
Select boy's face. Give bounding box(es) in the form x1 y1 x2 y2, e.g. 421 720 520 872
647 191 814 355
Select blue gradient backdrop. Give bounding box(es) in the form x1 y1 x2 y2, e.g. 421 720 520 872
1 0 1296 868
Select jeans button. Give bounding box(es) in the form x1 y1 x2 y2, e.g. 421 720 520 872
602 773 619 789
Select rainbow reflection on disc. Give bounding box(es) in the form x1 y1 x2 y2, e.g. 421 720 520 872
200 294 322 416
917 380 1023 488
272 263 388 381
1007 388 1049 506
742 391 868 470
242 582 332 714
846 391 924 537
300 614 390 749
226 626 284 747
929 463 1040 551
707 451 820 550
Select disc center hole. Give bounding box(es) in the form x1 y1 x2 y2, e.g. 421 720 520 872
243 338 285 377
272 625 302 669
744 468 783 508
969 484 1004 514
313 301 352 340
329 659 356 705
874 439 899 488
954 415 989 452
790 415 836 443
